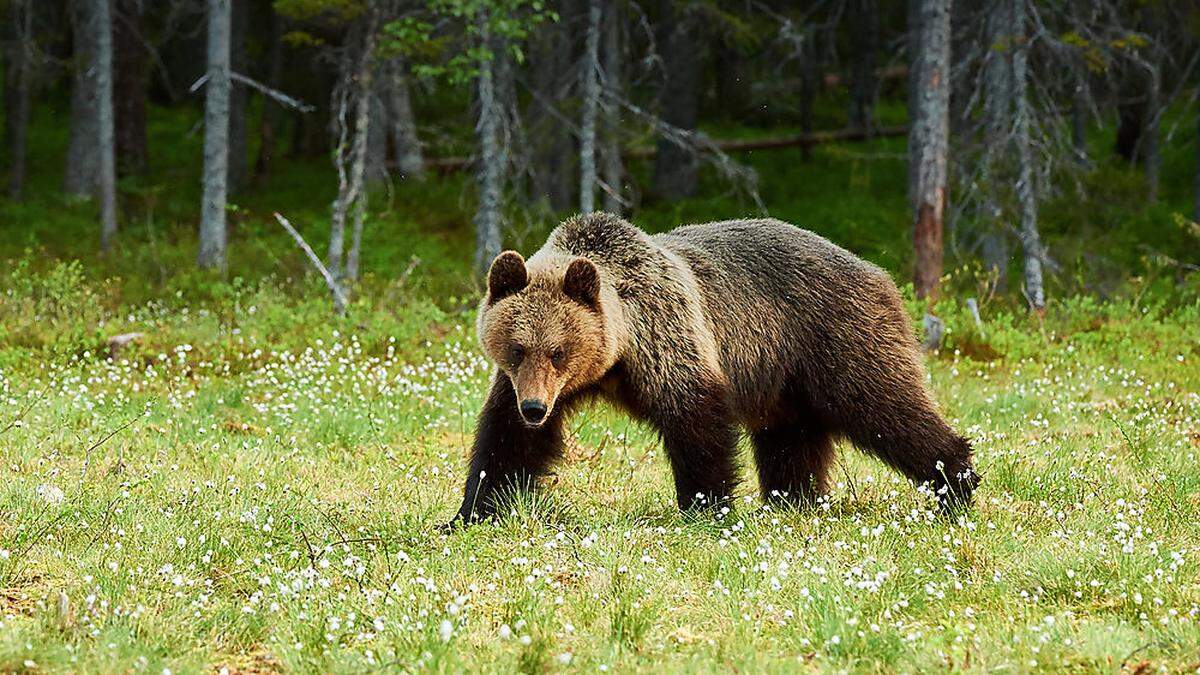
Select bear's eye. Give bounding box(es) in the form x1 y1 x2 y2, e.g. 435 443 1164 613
550 348 566 367
510 345 526 364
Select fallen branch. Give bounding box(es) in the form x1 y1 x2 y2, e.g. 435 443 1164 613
274 212 349 315
416 125 908 174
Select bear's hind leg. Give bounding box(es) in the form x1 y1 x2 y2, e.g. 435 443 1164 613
845 405 979 510
751 421 835 507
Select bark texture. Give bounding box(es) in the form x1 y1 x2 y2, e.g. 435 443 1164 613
387 58 424 178
65 0 100 196
1010 0 1044 310
528 3 574 210
474 9 504 278
198 0 231 270
908 0 951 301
578 0 602 214
97 0 118 249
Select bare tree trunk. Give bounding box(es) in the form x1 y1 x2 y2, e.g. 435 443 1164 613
474 9 504 278
331 13 376 287
364 84 387 188
578 0 601 214
653 0 699 200
979 0 1012 293
96 0 118 249
198 0 231 270
1011 0 1044 311
1195 103 1200 224
387 58 424 178
600 0 624 213
848 0 879 133
113 0 147 174
226 0 248 193
4 0 31 200
1143 64 1160 204
65 0 100 196
908 0 950 301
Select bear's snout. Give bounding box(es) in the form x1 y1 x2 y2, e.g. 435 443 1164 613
519 399 548 426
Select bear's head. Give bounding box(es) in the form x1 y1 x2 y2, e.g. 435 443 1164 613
477 250 623 428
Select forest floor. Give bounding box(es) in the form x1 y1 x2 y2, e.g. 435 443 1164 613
1 103 1200 671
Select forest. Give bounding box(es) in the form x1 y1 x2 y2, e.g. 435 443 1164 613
1 0 1199 672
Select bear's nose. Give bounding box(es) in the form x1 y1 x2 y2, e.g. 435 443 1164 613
520 399 547 425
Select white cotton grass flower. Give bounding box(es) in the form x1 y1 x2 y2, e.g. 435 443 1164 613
439 619 453 642
36 484 65 505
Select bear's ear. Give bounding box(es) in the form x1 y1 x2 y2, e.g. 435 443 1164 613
487 251 528 303
563 258 600 309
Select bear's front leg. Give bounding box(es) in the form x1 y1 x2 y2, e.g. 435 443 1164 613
653 384 740 512
452 371 565 525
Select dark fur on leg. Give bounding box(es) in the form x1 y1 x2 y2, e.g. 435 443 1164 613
752 418 835 507
653 384 740 511
452 372 567 526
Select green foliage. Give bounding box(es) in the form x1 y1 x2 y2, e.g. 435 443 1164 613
380 0 556 85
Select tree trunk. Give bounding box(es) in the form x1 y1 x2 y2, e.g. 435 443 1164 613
1011 0 1044 311
1195 103 1200 225
578 0 601 214
908 0 950 301
474 9 504 278
364 83 387 188
600 0 624 213
226 0 248 193
333 13 376 287
4 0 31 200
653 0 700 200
848 0 879 132
387 58 424 178
1143 64 1160 204
96 0 118 249
65 0 100 197
198 0 231 270
113 0 147 174
979 0 1011 291
255 6 285 180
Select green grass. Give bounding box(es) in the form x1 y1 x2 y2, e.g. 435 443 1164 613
1 97 1199 671
0 264 1198 672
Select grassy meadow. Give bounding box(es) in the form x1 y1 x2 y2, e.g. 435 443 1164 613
1 101 1200 672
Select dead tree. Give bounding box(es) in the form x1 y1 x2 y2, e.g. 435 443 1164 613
578 0 602 214
474 7 505 277
908 0 951 301
329 11 377 287
198 0 231 270
1010 0 1045 310
65 0 99 196
97 0 118 250
388 58 425 178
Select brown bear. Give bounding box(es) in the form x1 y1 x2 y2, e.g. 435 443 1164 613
452 213 978 524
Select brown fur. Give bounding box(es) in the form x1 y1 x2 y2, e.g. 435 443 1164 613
453 213 979 523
